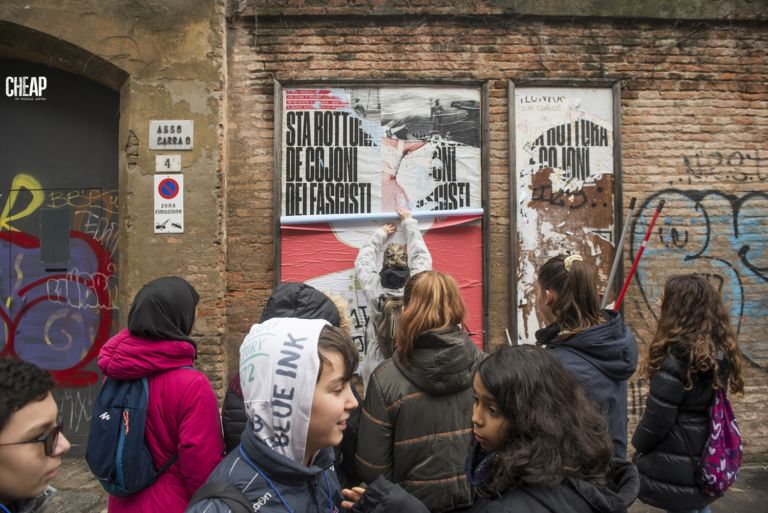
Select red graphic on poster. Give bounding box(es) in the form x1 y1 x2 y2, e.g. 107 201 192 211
285 89 350 111
279 86 485 351
281 215 483 348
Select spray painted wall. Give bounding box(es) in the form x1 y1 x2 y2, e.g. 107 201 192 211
0 59 119 451
631 189 767 367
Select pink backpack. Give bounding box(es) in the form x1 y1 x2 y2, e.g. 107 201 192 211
696 387 743 497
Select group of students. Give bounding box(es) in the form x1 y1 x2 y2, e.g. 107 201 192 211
0 214 744 513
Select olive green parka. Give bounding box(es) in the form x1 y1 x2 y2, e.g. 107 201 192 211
355 327 483 513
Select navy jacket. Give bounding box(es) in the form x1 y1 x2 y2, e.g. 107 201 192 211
537 311 637 459
186 422 343 513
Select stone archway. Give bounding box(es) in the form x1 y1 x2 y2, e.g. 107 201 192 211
1 23 126 452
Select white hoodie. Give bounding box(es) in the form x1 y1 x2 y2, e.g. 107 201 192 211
239 317 327 465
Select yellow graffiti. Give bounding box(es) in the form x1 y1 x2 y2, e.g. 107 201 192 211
13 253 24 296
5 253 25 309
0 174 44 232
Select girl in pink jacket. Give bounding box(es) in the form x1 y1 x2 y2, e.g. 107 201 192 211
98 276 224 513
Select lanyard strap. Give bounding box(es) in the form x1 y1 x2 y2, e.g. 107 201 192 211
321 472 333 513
238 445 334 513
0 504 12 513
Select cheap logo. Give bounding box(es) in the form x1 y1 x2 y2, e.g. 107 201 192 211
5 76 47 100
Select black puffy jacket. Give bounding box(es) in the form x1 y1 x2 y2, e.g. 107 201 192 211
221 377 249 453
348 461 639 513
466 460 639 513
631 354 720 511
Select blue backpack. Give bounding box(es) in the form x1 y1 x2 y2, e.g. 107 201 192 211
86 373 183 496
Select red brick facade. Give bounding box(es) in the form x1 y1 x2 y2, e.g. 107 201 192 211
225 13 767 456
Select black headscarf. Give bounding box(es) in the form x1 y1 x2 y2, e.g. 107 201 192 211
379 267 410 289
259 282 341 326
127 276 200 348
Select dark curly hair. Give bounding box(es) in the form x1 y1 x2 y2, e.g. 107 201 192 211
475 345 613 496
0 358 55 432
641 274 744 393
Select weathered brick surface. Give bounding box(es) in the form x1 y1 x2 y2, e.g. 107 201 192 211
4 0 763 464
246 0 767 20
226 14 768 457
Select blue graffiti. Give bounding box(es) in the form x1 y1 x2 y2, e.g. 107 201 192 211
631 190 768 368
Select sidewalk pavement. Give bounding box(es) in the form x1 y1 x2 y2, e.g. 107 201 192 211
52 457 768 513
50 458 107 513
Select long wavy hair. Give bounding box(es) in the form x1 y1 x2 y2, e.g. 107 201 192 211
537 255 602 338
475 345 613 496
641 274 744 393
397 271 465 366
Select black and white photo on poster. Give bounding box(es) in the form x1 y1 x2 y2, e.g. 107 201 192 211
281 85 482 217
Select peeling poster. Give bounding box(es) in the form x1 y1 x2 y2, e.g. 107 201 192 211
514 86 617 342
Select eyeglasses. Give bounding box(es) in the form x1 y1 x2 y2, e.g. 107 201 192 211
0 422 64 456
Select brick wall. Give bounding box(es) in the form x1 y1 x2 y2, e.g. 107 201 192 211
226 13 768 457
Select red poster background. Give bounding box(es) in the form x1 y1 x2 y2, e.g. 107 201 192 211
281 215 483 348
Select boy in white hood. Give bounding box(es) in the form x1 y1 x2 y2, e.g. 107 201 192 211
187 318 358 513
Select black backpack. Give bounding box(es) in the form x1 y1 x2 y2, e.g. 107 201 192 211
374 293 403 359
186 481 251 513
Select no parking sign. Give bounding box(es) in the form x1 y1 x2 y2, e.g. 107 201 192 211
154 175 184 233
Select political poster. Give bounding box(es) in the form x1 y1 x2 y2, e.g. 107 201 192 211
513 85 617 342
278 85 485 352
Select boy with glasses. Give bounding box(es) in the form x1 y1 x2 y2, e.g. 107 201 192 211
0 359 71 513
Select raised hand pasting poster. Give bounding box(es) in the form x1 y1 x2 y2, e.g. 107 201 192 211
278 85 485 354
513 85 618 342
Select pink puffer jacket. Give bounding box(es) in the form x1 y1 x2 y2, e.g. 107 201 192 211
98 329 224 513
